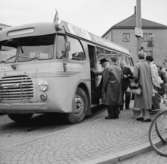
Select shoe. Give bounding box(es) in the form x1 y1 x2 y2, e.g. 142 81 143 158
120 107 123 111
136 117 144 121
114 115 119 119
105 116 117 119
105 116 112 119
125 106 130 110
143 118 151 122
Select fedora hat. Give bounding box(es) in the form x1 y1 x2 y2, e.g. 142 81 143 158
100 58 109 64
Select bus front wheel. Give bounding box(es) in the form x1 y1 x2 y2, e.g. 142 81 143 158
68 88 89 123
8 114 33 124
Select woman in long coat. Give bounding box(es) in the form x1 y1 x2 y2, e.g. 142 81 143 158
133 53 153 122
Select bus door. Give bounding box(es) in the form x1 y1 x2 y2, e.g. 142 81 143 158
88 45 99 104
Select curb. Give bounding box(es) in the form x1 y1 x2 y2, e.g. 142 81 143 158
83 139 165 164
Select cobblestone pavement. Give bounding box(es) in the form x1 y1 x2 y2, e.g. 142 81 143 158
0 103 166 164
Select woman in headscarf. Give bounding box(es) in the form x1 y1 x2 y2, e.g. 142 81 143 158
133 53 153 122
146 55 162 112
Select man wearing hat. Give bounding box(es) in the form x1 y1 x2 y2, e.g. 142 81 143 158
98 57 122 119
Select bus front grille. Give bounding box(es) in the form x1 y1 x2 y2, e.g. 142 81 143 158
0 75 33 101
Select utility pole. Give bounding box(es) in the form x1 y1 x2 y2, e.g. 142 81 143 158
135 0 143 56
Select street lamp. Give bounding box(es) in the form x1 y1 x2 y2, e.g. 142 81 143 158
135 0 143 56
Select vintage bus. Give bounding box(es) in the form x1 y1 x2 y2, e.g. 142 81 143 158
0 21 133 123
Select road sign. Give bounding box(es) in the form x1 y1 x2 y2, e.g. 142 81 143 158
135 27 143 38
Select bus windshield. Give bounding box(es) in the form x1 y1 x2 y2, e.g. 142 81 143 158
0 34 55 63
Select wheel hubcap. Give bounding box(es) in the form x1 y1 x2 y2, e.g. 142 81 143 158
74 95 84 114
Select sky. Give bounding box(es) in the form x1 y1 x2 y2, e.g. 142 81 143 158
0 0 167 36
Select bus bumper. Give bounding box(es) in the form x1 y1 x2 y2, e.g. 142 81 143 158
0 103 51 114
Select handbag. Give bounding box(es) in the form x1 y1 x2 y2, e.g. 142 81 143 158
130 87 142 95
129 75 142 95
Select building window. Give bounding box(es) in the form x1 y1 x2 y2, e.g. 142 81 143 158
145 50 153 56
143 33 152 42
122 33 130 42
147 40 153 47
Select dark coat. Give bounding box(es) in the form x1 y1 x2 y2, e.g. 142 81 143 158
122 66 133 91
101 65 122 106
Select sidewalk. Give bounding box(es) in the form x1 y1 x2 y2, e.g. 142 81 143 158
85 104 167 164
0 103 167 164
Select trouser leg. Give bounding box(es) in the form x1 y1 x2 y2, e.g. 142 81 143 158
120 90 125 110
106 105 114 117
144 109 151 119
136 108 144 118
152 93 160 110
106 105 120 118
114 105 120 118
125 91 131 109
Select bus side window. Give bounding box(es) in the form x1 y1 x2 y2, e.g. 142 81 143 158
67 37 86 61
129 57 134 66
125 56 130 66
120 55 125 65
56 35 66 59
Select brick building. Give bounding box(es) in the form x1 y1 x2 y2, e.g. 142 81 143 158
102 13 167 65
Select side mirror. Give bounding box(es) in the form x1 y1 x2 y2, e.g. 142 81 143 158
55 24 63 31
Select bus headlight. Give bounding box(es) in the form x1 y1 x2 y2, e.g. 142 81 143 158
40 85 48 92
38 81 48 92
40 93 48 101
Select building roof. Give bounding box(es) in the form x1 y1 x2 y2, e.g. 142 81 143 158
102 14 167 37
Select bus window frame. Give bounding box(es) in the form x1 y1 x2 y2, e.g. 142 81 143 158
5 34 56 63
129 57 134 66
66 35 86 62
54 33 67 60
125 55 131 66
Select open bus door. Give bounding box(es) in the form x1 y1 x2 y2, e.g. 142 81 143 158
88 45 100 104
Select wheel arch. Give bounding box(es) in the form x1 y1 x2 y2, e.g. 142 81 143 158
77 82 90 106
68 82 91 123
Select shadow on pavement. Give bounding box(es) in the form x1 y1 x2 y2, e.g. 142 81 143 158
0 105 105 132
0 113 70 132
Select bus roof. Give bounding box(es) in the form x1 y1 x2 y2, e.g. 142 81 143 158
0 21 130 55
61 21 130 54
0 22 56 40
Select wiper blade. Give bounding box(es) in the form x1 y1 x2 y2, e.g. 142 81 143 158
0 55 17 63
5 55 17 62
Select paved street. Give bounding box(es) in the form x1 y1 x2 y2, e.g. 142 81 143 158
0 103 167 164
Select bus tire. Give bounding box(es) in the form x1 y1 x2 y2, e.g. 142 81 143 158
68 88 89 123
8 114 33 124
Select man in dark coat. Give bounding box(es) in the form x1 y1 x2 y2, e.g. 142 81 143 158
120 62 133 110
100 57 122 119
